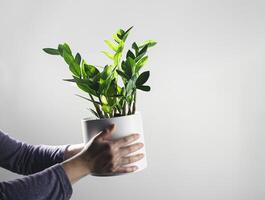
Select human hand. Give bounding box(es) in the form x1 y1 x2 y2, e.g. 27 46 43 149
62 124 144 184
80 124 144 175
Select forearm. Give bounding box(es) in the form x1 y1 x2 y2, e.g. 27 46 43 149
0 130 84 175
0 164 72 200
0 131 68 175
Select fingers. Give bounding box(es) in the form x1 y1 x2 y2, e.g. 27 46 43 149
120 153 144 165
116 166 138 173
119 142 144 156
113 133 140 147
96 124 116 141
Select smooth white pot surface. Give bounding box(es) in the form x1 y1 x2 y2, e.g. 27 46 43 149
81 112 147 176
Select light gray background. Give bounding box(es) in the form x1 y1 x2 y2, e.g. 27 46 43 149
0 0 265 199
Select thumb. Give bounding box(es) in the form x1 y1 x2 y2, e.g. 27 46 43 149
96 124 116 141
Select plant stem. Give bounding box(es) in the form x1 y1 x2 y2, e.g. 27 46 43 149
122 101 127 116
128 101 132 115
132 91 136 114
90 94 104 118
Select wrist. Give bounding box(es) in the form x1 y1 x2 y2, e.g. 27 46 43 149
62 154 91 184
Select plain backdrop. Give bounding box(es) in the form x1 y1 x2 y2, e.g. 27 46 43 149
1 0 265 199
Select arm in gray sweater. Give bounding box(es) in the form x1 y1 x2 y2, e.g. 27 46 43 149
0 130 73 200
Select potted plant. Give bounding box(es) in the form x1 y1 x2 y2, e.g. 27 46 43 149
43 27 156 175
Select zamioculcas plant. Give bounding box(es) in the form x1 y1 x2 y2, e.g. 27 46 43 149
43 26 156 119
43 27 156 175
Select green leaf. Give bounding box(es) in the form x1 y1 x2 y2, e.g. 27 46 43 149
43 48 60 55
77 83 98 96
117 69 129 80
63 43 72 54
117 29 125 39
83 63 99 78
114 53 122 66
104 40 118 52
89 108 99 118
122 26 133 41
75 53 81 65
132 42 138 50
62 50 74 65
102 105 112 113
64 77 98 96
139 40 157 48
100 95 108 105
136 71 150 86
136 56 148 72
135 45 148 62
126 50 135 59
127 57 135 68
132 42 139 55
137 85 151 91
125 75 137 96
126 57 135 74
62 50 80 77
122 61 132 78
101 51 114 60
138 44 148 55
113 33 122 43
75 94 100 104
58 44 64 56
124 26 134 35
101 65 113 80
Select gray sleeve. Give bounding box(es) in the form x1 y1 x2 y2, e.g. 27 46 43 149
0 130 69 175
0 164 73 200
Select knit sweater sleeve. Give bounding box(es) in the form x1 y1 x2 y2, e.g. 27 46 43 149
0 164 73 200
0 130 69 175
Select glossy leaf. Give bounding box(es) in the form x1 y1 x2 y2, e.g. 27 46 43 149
62 51 79 77
43 48 60 55
126 79 135 95
136 71 150 86
89 108 99 118
83 63 99 78
58 44 64 56
137 85 151 91
104 40 118 51
126 50 135 59
100 95 108 105
63 43 72 54
75 53 81 65
101 51 114 60
139 40 157 48
102 105 112 113
113 33 122 43
132 42 139 55
135 45 148 62
64 77 98 96
122 61 132 78
117 69 129 80
114 53 122 66
136 56 148 72
76 94 100 104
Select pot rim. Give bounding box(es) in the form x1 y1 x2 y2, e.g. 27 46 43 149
82 111 141 122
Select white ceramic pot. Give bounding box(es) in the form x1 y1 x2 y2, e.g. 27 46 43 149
81 112 147 176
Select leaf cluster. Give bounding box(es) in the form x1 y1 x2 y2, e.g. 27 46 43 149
43 27 156 118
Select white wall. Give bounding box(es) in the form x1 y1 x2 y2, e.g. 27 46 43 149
1 0 265 199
